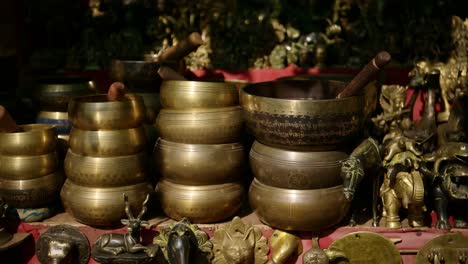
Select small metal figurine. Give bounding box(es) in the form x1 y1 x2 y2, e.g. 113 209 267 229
302 237 332 264
266 230 302 264
371 85 412 134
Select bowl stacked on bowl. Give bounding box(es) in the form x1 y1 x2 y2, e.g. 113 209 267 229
155 80 244 223
61 94 153 227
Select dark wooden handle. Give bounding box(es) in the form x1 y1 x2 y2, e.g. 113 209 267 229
0 105 19 132
157 66 187 81
337 51 391 98
158 32 203 62
107 82 126 101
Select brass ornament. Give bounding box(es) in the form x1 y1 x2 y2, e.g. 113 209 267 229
371 85 412 134
210 216 269 264
267 230 302 264
415 233 468 264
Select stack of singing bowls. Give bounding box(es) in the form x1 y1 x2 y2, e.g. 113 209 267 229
61 94 153 227
155 80 244 223
241 76 376 231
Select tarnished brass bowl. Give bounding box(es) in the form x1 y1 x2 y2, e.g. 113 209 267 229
156 106 243 144
61 180 153 226
0 152 58 180
0 124 57 155
0 171 64 208
157 180 243 223
137 92 160 124
249 178 350 231
69 127 146 157
68 94 145 130
155 139 244 185
160 80 238 109
36 111 71 134
64 150 147 187
250 141 347 189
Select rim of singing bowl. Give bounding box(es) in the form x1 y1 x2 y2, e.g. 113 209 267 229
37 111 69 120
36 76 95 94
69 126 146 157
0 124 57 155
0 152 59 180
157 106 243 122
68 94 145 130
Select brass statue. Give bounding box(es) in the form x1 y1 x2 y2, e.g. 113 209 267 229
210 216 269 264
302 237 345 264
371 85 412 134
266 230 302 264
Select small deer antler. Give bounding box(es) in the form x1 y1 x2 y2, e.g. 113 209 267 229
136 193 150 220
123 193 135 220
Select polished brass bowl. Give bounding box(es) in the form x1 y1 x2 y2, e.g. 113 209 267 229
0 152 58 180
68 94 145 130
0 124 57 155
157 180 243 223
64 150 148 187
137 92 160 124
110 60 162 92
36 111 71 134
156 106 243 144
0 171 64 208
249 178 350 231
69 127 146 157
155 139 244 185
61 180 153 226
160 80 238 109
250 141 347 189
240 78 376 150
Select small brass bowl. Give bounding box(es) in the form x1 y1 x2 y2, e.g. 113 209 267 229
0 124 57 155
0 171 64 208
61 179 153 227
250 141 347 189
68 94 145 130
156 106 243 144
137 92 160 124
36 111 71 134
0 152 58 180
64 150 148 187
69 127 146 157
155 139 244 185
249 179 350 231
157 180 243 223
160 80 238 109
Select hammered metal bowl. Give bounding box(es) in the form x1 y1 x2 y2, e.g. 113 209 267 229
64 150 147 187
156 106 243 144
160 80 238 109
0 152 59 180
61 180 153 226
69 127 146 157
137 92 160 124
36 111 71 134
155 139 244 185
156 179 243 223
250 141 348 189
0 124 57 155
68 94 145 130
249 178 350 231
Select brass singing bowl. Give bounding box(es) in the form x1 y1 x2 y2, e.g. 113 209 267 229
64 150 148 187
69 127 146 157
157 180 243 223
68 94 145 130
160 80 238 109
0 124 57 155
156 106 243 144
0 171 64 208
137 92 160 124
240 78 376 150
36 111 71 134
249 179 350 231
0 152 58 180
61 180 153 226
155 139 244 185
250 141 347 189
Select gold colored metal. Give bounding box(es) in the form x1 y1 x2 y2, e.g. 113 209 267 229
0 152 58 180
156 180 243 223
249 178 349 231
155 139 244 185
68 94 145 130
266 230 302 264
160 80 239 109
0 124 57 155
250 141 347 189
37 111 69 120
302 237 337 264
64 150 147 187
69 127 146 157
415 233 468 264
137 93 160 124
36 111 71 135
371 85 412 133
156 106 243 144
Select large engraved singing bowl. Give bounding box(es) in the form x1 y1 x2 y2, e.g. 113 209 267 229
64 150 148 187
155 139 244 185
156 106 243 144
36 111 71 134
0 124 57 155
249 179 350 231
137 92 160 124
160 80 238 109
61 180 153 227
240 79 376 150
69 127 146 157
68 94 145 130
156 180 243 223
249 141 347 189
0 152 58 180
0 171 64 208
